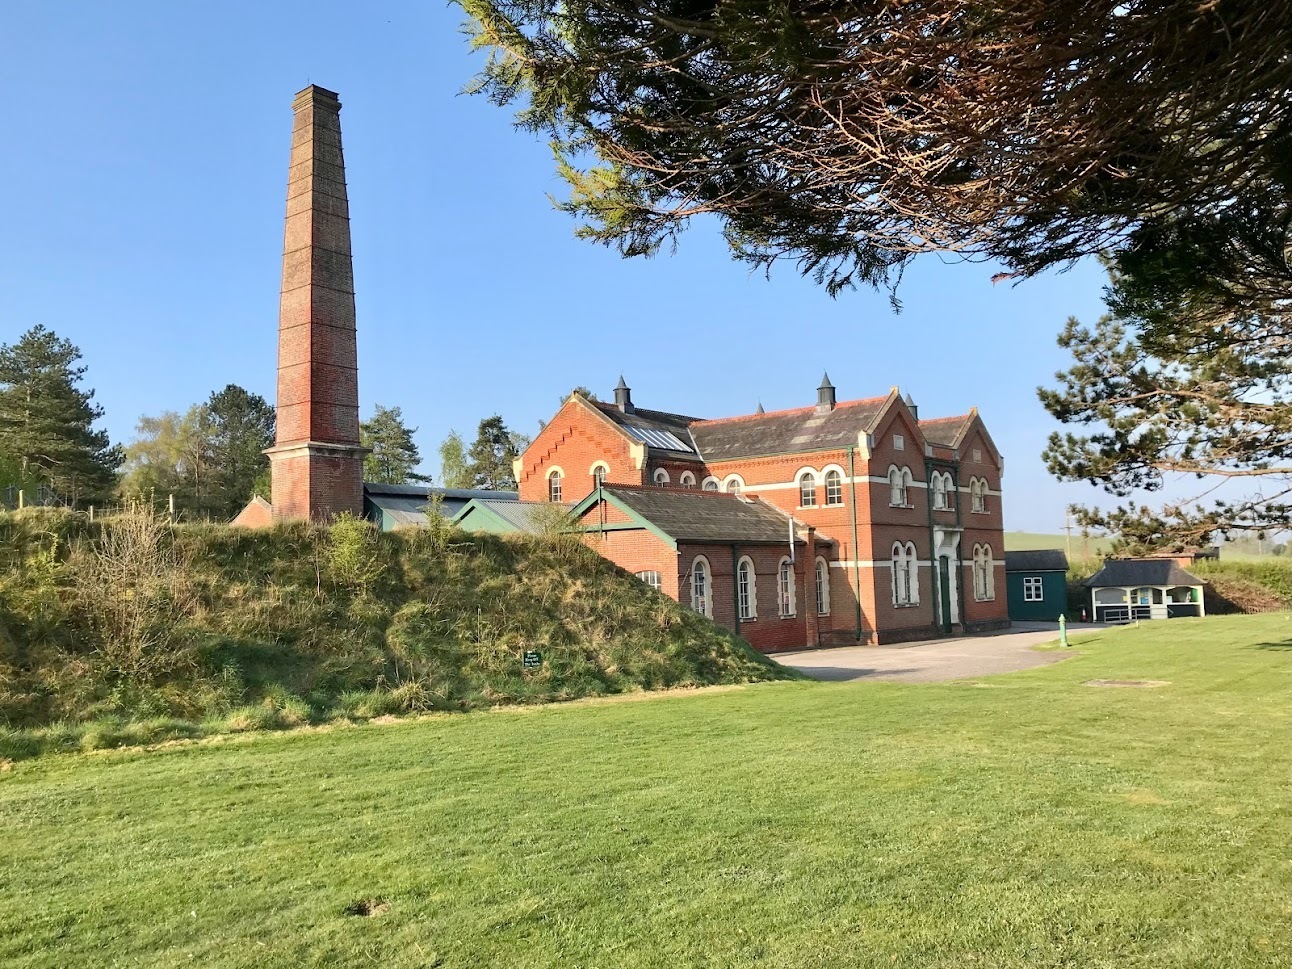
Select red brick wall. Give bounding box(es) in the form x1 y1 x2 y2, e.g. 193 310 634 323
270 448 365 521
518 398 643 502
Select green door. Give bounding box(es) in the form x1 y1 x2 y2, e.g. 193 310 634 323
938 555 952 634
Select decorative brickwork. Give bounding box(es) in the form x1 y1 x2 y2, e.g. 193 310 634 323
266 85 366 521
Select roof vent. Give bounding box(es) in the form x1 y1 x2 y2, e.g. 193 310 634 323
816 372 836 414
614 375 634 413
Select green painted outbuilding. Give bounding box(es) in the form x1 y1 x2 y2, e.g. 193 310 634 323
1004 549 1070 621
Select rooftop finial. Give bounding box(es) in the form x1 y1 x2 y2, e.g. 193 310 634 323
816 372 836 413
756 401 765 415
614 375 634 413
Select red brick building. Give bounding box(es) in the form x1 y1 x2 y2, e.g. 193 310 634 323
512 377 1009 649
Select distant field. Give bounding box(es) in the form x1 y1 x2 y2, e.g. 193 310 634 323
2 615 1288 969
1003 531 1111 560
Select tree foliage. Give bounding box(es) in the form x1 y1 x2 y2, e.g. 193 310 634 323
120 385 273 519
467 415 527 490
0 325 120 506
438 431 474 489
460 0 1292 294
361 405 430 485
1039 190 1291 550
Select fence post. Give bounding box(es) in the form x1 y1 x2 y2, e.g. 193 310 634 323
168 493 175 520
17 490 23 510
89 505 95 522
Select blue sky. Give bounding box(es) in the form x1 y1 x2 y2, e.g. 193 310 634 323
0 1 1122 533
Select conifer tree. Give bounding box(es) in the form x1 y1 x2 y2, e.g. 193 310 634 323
205 385 275 518
0 325 120 506
361 405 430 485
467 415 524 490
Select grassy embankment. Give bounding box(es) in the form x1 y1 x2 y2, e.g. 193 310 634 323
0 508 790 760
1 614 1288 968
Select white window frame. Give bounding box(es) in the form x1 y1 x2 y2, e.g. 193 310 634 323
973 544 996 600
547 468 563 503
799 472 817 507
971 477 987 513
888 466 905 507
701 476 720 492
723 474 745 495
737 556 757 620
891 542 919 605
636 570 662 592
1023 575 1044 602
824 469 843 506
679 471 696 488
777 556 796 617
653 468 670 487
893 433 905 451
815 557 830 615
932 473 947 510
691 556 712 618
590 462 609 488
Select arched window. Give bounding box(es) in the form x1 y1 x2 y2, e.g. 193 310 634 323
824 469 843 506
902 467 914 503
724 475 744 494
973 544 995 600
905 542 919 604
702 476 720 492
972 478 987 513
653 468 670 487
932 473 947 510
888 466 904 506
679 471 696 488
815 557 830 615
691 556 712 617
547 469 563 503
777 557 796 616
799 472 817 507
590 462 609 488
737 556 756 620
892 542 917 605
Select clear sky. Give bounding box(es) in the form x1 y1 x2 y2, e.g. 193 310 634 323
1 1 1124 533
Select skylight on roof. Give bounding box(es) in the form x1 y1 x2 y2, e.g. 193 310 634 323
625 425 692 452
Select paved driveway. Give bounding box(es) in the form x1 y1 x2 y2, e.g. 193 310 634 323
771 622 1097 683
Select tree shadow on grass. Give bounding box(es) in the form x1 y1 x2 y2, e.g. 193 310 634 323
1252 639 1292 650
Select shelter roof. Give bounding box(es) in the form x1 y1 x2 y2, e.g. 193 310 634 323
1084 559 1205 588
1004 549 1070 572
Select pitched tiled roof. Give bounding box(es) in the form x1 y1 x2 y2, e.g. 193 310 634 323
594 402 703 458
600 486 801 545
920 413 974 448
688 396 889 462
1004 549 1069 572
1084 559 1204 588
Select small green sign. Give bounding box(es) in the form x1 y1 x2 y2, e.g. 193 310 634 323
522 650 542 670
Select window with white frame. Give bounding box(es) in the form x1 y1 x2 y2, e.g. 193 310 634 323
932 473 947 510
680 471 696 488
778 557 796 616
702 477 719 491
973 544 995 600
891 542 918 605
815 557 830 615
724 475 744 494
653 468 669 487
888 466 906 506
635 570 662 591
893 434 905 451
547 469 563 503
1023 576 1043 602
824 469 843 505
691 556 712 617
591 462 609 488
737 556 756 620
972 478 987 513
799 472 817 507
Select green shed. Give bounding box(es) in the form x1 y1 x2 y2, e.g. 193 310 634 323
1004 549 1069 621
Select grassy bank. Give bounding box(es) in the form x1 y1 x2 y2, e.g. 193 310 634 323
0 509 789 760
1 615 1288 968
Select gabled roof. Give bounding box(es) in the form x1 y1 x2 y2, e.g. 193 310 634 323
575 486 810 547
1004 549 1069 572
363 484 518 527
593 402 702 458
920 413 974 448
363 483 518 503
688 395 890 462
452 498 566 533
1084 559 1205 588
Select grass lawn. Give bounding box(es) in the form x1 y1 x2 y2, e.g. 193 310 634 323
2 616 1289 968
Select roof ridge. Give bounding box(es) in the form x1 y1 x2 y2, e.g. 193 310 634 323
919 413 972 425
692 394 889 427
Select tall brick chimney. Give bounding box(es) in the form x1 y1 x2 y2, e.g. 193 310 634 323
265 85 367 521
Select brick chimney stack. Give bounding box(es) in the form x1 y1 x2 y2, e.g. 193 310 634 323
265 85 367 521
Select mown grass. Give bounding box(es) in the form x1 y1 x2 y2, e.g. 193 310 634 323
1 615 1288 968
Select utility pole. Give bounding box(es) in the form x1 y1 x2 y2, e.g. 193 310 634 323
1064 507 1073 560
